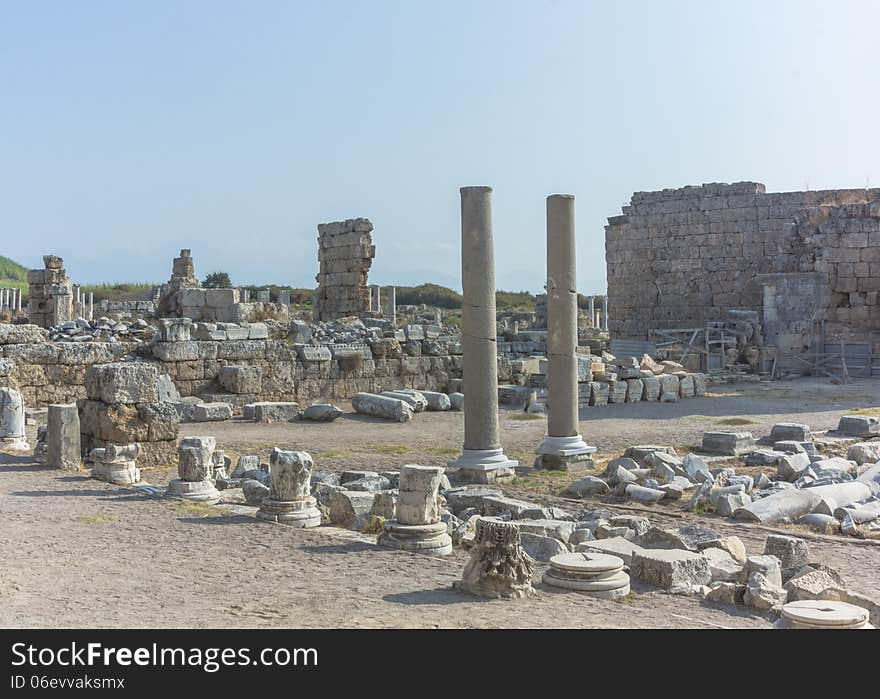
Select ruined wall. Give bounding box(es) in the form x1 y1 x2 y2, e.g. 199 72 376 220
27 255 73 328
606 182 880 346
313 218 375 321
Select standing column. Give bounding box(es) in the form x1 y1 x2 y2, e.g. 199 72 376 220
17 287 23 313
46 404 81 470
374 285 381 313
385 286 396 325
88 292 94 320
536 195 594 468
601 297 609 332
588 296 595 328
449 186 517 482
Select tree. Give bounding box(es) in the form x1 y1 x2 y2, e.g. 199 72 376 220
203 271 232 289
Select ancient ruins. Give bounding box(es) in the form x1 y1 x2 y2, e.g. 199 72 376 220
1 181 879 631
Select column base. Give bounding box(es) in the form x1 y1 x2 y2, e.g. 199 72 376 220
92 461 141 486
378 520 452 555
448 448 518 484
256 497 322 527
166 478 221 504
1 436 30 453
535 435 596 457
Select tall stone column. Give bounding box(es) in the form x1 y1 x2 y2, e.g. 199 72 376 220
385 286 396 325
448 186 517 482
588 297 595 328
601 297 609 332
0 387 28 451
536 195 595 469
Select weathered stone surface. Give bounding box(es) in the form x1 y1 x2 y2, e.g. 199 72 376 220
267 448 313 501
510 519 577 545
448 392 464 411
351 392 413 422
192 402 233 422
242 479 270 505
837 415 880 438
776 451 811 481
701 431 756 456
328 490 375 530
763 535 809 572
624 483 665 503
734 481 872 523
301 403 344 421
744 572 788 611
564 475 610 498
177 436 216 481
848 441 880 465
46 403 80 470
769 423 813 443
0 387 26 441
85 362 159 404
630 549 712 591
455 519 535 599
218 365 262 394
576 536 645 565
252 402 300 423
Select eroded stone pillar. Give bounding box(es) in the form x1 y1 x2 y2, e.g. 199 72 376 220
378 464 452 554
167 436 220 503
46 404 80 470
536 195 595 468
0 387 28 452
448 186 516 481
601 297 609 332
256 448 321 526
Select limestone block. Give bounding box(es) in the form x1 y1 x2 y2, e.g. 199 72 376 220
837 415 880 437
678 375 695 398
763 534 809 573
328 490 375 530
701 431 756 455
848 442 880 465
641 375 660 401
85 362 160 404
630 549 711 591
589 381 609 406
217 365 263 394
46 404 80 470
769 422 813 442
192 403 233 422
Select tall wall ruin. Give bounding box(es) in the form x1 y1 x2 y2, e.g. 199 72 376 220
313 218 375 321
27 255 73 328
605 182 880 364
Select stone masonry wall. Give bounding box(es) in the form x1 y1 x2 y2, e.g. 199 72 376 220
606 182 880 347
313 218 375 321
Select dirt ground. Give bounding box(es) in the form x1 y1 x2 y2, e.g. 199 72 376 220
1 376 879 629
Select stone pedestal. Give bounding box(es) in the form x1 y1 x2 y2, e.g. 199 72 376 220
0 387 29 452
256 448 321 527
46 403 79 469
378 464 452 555
536 195 595 470
448 187 517 480
167 436 220 504
455 518 535 599
542 552 631 599
91 443 141 485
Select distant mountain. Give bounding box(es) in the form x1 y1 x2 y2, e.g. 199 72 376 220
0 255 27 281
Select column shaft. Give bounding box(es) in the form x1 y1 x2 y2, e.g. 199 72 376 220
546 195 579 438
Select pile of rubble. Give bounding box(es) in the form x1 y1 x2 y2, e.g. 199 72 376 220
564 417 880 539
351 389 461 422
47 317 156 344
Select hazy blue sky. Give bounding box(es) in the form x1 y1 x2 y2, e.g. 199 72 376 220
2 1 879 293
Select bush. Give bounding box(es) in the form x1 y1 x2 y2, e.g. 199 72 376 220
203 271 232 288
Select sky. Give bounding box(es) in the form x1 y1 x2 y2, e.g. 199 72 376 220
2 0 879 294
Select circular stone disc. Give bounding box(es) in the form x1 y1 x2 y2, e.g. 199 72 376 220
781 600 869 628
549 552 624 575
543 570 630 592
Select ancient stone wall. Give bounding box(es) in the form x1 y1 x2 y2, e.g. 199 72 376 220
606 182 880 349
313 218 375 321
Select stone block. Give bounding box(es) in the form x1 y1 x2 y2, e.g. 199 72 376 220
191 403 233 422
218 365 263 394
630 549 712 591
701 431 756 455
85 362 159 404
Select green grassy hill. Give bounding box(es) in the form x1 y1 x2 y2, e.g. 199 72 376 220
0 255 27 281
